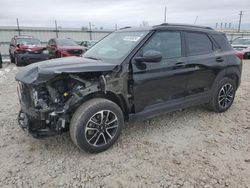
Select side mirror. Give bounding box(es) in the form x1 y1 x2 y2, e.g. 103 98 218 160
134 50 162 63
16 44 20 48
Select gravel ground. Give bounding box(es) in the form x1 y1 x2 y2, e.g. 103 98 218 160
0 61 250 188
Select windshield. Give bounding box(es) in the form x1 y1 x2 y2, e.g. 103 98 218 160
57 39 78 46
232 38 250 45
83 31 149 63
16 38 41 45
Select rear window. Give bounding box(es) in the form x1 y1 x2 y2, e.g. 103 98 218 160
211 34 233 51
186 32 213 56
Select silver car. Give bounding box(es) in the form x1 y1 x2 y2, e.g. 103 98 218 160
232 38 250 59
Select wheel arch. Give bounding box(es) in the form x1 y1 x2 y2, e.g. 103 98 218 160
70 91 130 121
212 67 241 91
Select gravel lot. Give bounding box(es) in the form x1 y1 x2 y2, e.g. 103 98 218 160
0 61 250 188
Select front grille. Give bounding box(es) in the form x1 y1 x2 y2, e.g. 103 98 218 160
67 49 83 55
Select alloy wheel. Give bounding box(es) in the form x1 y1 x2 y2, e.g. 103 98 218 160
85 110 119 147
218 83 234 109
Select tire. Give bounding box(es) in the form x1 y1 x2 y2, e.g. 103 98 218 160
15 55 22 66
70 98 124 153
209 77 236 113
10 54 15 63
0 54 2 68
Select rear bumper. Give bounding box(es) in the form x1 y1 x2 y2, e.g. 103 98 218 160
17 53 50 64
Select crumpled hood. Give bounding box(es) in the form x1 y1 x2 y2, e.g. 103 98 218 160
15 57 116 84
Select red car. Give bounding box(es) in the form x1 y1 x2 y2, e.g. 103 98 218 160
47 38 86 58
9 36 49 66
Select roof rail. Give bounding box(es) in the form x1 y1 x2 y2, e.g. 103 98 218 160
154 23 213 30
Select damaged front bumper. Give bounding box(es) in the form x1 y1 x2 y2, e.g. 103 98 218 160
17 83 68 138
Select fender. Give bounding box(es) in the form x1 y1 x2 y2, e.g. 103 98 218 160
211 66 241 93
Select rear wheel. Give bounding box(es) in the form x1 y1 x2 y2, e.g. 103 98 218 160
70 98 124 153
209 77 236 113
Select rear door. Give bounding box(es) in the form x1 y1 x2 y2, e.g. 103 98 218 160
184 32 218 98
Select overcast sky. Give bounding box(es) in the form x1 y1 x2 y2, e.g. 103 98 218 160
0 0 250 29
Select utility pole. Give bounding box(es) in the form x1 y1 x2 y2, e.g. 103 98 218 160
194 16 198 24
164 6 167 23
215 23 218 29
89 22 92 40
238 11 243 32
55 20 58 38
16 18 21 36
115 24 118 31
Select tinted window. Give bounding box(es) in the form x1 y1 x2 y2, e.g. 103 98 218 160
143 31 182 58
186 32 213 55
212 34 234 51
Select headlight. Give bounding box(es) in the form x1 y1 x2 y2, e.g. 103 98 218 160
43 50 49 54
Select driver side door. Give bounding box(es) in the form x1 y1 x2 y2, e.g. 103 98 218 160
132 31 189 113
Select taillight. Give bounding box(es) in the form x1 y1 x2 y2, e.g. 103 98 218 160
235 51 244 60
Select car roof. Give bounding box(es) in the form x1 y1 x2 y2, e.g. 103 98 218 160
117 23 222 34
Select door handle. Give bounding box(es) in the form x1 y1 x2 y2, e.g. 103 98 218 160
216 57 224 62
174 62 186 68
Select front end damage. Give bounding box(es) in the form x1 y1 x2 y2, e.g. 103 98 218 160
15 57 127 138
17 73 108 138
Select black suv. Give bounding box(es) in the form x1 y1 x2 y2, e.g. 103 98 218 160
16 24 242 153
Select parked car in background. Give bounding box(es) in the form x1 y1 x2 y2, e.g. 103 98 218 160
16 24 242 153
80 40 97 49
232 38 250 59
9 36 49 66
47 38 86 58
0 51 2 68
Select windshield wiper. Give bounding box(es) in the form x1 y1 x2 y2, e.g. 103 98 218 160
84 56 102 61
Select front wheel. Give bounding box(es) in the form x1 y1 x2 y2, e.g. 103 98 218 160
15 55 22 66
10 53 15 63
209 77 236 113
70 98 124 153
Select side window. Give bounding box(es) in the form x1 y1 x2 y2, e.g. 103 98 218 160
142 31 182 59
211 34 233 51
48 39 52 45
186 32 213 56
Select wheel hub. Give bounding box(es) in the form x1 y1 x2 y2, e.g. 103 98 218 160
85 110 119 146
218 83 234 109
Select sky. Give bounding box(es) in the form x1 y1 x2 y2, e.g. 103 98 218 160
0 0 250 29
